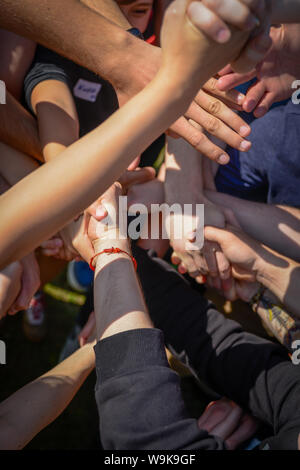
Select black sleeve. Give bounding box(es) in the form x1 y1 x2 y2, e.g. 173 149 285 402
24 46 71 112
94 328 226 450
131 246 300 450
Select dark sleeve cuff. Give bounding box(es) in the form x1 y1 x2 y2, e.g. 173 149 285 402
94 328 169 383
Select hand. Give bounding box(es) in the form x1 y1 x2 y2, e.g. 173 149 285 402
204 224 265 282
40 167 155 262
169 201 232 285
8 252 40 315
0 261 22 319
116 1 253 165
198 397 259 450
78 311 97 347
187 0 273 73
217 24 300 117
161 0 249 87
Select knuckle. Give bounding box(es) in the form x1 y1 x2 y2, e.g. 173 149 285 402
208 99 222 115
204 117 220 134
206 77 218 93
189 131 205 150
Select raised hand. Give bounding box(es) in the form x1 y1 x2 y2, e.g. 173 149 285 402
217 24 300 117
187 0 273 73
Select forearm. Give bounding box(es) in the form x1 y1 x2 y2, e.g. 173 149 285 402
205 190 300 262
0 143 39 186
165 136 204 205
93 236 151 340
0 71 196 268
0 92 43 161
256 250 300 318
271 0 300 23
31 81 79 161
80 0 131 29
0 0 157 90
0 344 94 450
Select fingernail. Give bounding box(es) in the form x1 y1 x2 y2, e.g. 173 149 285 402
244 99 256 112
239 125 250 137
240 140 251 151
237 93 245 105
96 206 107 218
218 154 229 165
217 28 231 43
255 107 266 118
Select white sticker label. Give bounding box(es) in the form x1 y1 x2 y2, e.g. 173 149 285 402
73 79 102 102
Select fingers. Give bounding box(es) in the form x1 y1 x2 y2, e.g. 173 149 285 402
225 413 259 450
119 167 156 189
86 200 108 221
231 32 272 74
170 116 230 165
202 0 260 31
210 402 244 441
242 80 266 113
202 77 245 110
186 100 252 154
187 2 231 44
78 311 96 347
195 89 251 138
40 237 64 257
198 398 243 438
187 0 259 45
252 92 275 118
127 155 141 171
217 69 256 92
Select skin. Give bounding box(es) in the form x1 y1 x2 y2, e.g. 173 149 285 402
0 91 43 162
0 341 95 450
218 24 300 117
84 184 258 450
205 224 300 318
0 0 260 163
0 1 250 269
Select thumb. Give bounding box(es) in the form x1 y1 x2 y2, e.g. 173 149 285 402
119 167 156 189
204 225 227 246
86 201 108 221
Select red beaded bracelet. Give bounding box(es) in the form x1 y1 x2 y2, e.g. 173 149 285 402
89 247 137 272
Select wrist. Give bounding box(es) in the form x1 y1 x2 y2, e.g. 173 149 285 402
92 236 132 272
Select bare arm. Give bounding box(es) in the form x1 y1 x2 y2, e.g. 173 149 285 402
0 29 36 101
205 190 300 262
0 143 39 185
80 0 131 29
0 0 254 163
0 91 43 161
0 344 94 450
0 8 249 269
31 80 79 161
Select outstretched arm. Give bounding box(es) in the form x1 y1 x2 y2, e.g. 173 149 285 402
0 343 95 450
0 2 250 269
205 190 300 262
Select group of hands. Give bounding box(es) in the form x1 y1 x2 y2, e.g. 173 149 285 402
4 0 299 317
119 0 300 164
